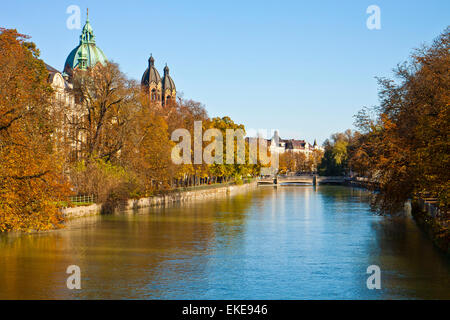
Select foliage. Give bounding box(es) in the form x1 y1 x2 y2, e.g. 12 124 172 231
69 156 129 203
350 28 450 212
0 28 268 230
318 130 357 176
0 29 70 232
122 104 175 196
279 151 305 174
71 62 138 161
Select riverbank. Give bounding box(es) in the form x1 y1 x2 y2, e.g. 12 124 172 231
62 180 258 220
412 198 449 255
339 177 449 256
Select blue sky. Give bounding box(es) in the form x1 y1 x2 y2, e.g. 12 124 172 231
1 1 449 144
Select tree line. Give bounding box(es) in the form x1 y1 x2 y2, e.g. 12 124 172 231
1 27 447 231
278 149 323 175
318 28 449 213
0 29 265 232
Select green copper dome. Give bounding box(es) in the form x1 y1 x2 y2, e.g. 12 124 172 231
63 14 107 77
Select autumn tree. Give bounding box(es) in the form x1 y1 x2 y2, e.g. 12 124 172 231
308 149 324 172
121 96 175 195
279 151 296 174
165 98 211 186
351 28 449 212
207 116 254 182
71 62 138 162
0 29 69 232
68 62 139 201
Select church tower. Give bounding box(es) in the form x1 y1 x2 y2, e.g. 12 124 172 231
141 55 162 106
162 64 176 106
141 55 176 107
63 9 107 80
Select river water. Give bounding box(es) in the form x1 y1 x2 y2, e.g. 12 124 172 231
0 186 449 299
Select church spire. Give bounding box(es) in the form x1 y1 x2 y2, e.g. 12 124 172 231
63 8 107 77
80 8 95 44
148 54 155 67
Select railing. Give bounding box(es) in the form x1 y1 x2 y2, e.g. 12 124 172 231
170 180 240 193
417 195 447 220
69 194 96 205
258 175 349 185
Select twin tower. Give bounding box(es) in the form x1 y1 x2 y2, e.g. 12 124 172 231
141 55 176 107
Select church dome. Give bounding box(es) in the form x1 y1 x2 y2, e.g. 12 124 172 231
141 55 161 86
63 13 107 77
162 65 176 91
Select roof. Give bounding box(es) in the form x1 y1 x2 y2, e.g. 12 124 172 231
141 55 161 86
162 65 176 92
288 139 306 149
45 63 60 83
63 16 107 75
45 63 60 74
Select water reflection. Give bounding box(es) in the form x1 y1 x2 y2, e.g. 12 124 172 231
0 186 448 299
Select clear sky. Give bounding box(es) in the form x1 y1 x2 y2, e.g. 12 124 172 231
1 0 449 144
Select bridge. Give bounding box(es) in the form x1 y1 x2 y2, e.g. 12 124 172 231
257 175 346 186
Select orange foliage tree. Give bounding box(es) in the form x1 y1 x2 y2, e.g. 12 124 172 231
350 28 449 212
0 29 70 232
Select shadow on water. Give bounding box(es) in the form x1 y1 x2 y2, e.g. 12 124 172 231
367 216 450 299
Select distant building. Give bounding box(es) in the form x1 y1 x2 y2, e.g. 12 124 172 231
269 131 323 156
45 63 72 104
141 55 176 107
63 11 107 80
45 63 81 161
45 10 179 160
45 11 108 161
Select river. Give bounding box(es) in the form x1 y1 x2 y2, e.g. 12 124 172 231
0 185 449 299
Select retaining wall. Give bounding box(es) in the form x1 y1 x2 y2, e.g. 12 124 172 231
62 181 257 220
412 198 449 255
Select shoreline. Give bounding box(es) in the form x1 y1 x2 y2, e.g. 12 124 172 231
7 180 448 255
62 181 258 221
350 179 449 255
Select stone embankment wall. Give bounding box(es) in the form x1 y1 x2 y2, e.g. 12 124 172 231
61 203 103 220
62 182 257 220
412 198 449 255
